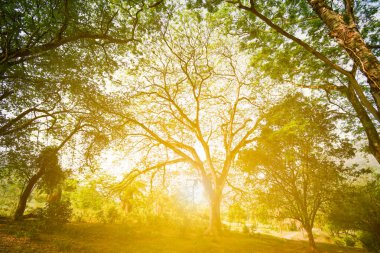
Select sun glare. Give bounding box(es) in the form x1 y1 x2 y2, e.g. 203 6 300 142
2 1 378 252
194 141 207 161
99 148 208 205
99 149 132 179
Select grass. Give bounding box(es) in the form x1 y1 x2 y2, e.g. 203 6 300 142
0 220 368 253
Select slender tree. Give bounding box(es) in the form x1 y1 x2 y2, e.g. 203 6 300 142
239 94 354 252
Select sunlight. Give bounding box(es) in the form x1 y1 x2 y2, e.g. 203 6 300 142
99 149 132 180
2 1 378 252
183 177 208 205
194 141 207 161
257 172 265 180
99 148 209 206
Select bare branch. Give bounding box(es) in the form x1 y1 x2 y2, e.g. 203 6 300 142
112 158 187 192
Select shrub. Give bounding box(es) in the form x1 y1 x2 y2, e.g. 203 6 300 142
344 236 356 247
106 206 120 223
42 200 72 226
360 231 380 253
242 224 250 234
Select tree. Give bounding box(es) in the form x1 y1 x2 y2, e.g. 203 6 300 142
118 180 146 214
328 174 380 252
0 0 163 217
10 116 114 220
13 146 63 220
115 12 275 235
0 0 168 143
0 0 167 75
6 83 121 220
191 0 380 163
12 120 80 220
306 0 380 104
239 94 354 252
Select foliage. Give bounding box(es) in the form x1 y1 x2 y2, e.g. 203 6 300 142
0 1 378 250
37 147 64 190
189 0 380 163
0 0 170 220
328 174 380 252
41 200 73 225
0 176 21 216
239 94 354 249
360 231 380 253
228 203 247 224
68 180 122 223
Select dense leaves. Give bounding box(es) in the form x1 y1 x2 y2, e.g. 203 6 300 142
328 176 380 252
0 2 378 249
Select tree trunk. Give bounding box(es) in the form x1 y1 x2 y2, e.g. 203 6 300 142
238 1 380 163
304 224 319 253
307 0 380 109
14 169 44 220
121 200 133 214
343 84 380 163
47 186 62 203
204 191 222 236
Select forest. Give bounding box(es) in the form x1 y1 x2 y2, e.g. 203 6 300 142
0 0 379 252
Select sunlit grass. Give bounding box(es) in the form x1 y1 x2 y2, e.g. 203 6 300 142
0 221 367 253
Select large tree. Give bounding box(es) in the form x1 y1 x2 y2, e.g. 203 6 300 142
115 12 277 235
0 0 167 76
0 0 168 142
0 0 167 217
9 101 117 220
239 94 354 252
1 72 125 220
192 0 380 163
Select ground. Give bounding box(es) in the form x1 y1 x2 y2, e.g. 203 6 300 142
0 220 367 253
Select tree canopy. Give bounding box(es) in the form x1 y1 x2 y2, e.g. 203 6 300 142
187 0 380 163
0 1 379 252
239 94 354 251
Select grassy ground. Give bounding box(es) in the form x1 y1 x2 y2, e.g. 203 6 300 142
0 220 367 253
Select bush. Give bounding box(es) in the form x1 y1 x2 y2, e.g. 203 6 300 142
360 231 380 253
242 224 250 234
344 236 356 247
106 206 120 223
42 200 72 226
288 222 298 232
94 205 122 224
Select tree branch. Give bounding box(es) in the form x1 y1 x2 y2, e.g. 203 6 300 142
112 158 187 192
233 2 351 77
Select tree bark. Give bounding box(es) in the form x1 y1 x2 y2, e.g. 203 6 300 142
205 191 222 236
121 200 133 214
14 169 44 221
202 174 223 236
304 225 319 253
307 0 380 109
